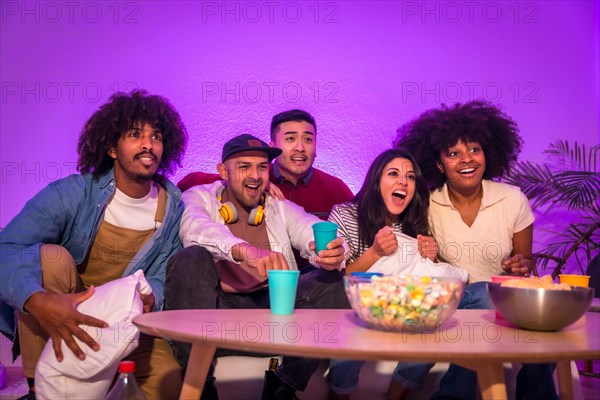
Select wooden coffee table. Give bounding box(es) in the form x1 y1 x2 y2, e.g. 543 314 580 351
133 309 600 400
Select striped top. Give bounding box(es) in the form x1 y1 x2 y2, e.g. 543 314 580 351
328 202 403 264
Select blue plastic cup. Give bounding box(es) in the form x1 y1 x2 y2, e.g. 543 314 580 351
312 221 338 254
350 272 384 279
268 270 300 315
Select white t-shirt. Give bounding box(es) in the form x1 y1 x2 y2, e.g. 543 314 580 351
428 180 534 283
104 183 159 230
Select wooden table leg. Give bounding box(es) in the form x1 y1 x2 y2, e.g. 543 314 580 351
179 343 217 400
456 361 507 400
556 360 574 400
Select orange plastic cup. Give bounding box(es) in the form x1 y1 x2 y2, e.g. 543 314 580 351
491 275 525 285
558 274 590 287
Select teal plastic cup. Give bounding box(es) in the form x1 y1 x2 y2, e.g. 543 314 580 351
312 221 338 254
268 270 300 315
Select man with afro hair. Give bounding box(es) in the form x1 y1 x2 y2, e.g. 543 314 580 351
0 90 188 399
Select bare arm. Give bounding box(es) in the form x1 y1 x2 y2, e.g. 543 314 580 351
502 223 533 275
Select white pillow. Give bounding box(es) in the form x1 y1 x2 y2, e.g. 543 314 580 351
35 270 151 400
368 232 470 281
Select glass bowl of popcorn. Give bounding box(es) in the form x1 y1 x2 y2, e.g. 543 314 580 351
344 275 465 332
488 275 595 331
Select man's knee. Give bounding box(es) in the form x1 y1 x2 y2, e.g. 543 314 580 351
166 245 217 284
40 244 74 271
165 246 220 310
39 244 78 292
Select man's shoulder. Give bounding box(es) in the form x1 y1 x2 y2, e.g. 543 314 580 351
182 180 221 203
267 196 316 221
311 168 352 192
153 174 182 198
311 167 345 183
177 172 221 192
46 173 91 193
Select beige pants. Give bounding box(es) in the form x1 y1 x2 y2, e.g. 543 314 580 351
17 245 182 399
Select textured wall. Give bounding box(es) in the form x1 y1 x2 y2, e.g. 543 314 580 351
1 1 599 271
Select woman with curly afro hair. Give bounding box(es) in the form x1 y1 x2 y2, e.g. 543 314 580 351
393 100 522 191
393 100 530 280
390 100 557 400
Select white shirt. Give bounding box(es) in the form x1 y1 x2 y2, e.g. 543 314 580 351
104 183 159 230
180 181 347 270
428 180 534 283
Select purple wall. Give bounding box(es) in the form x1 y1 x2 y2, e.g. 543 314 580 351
1 1 599 271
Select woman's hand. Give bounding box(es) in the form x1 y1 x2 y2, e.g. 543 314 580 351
501 253 531 276
417 234 437 262
372 226 398 257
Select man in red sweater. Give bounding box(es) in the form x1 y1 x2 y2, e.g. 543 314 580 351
178 109 353 220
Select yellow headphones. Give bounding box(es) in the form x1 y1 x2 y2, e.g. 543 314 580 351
217 185 265 226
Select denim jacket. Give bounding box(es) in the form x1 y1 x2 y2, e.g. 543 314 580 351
0 169 183 349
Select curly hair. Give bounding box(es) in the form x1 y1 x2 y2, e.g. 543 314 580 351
393 100 523 190
353 148 430 249
77 90 188 178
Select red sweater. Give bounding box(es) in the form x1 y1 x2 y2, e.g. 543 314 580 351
177 165 353 220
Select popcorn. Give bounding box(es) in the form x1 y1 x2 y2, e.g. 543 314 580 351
501 275 571 291
345 275 464 331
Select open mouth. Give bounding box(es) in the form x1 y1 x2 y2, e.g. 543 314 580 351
458 167 476 175
136 154 156 166
392 189 407 200
244 182 261 196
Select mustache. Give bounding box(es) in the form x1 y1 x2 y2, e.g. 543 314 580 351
243 178 264 186
134 150 157 160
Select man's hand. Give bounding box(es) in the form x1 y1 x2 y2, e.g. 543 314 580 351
266 183 285 200
24 288 108 362
417 234 437 262
141 292 155 313
372 226 398 257
232 243 290 277
501 254 532 276
310 237 346 271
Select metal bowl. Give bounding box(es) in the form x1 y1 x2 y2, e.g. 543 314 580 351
488 283 594 331
344 275 465 332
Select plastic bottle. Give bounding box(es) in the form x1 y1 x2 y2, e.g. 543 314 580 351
104 361 147 400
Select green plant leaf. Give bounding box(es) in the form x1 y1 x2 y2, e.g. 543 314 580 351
544 140 599 173
507 140 600 276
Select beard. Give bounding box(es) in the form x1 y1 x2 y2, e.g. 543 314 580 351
116 160 158 184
